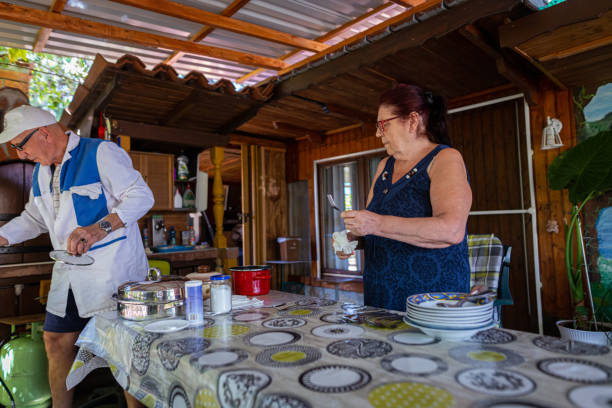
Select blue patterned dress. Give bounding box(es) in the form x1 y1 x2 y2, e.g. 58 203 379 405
364 145 470 311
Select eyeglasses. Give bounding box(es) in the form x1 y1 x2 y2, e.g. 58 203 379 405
10 127 39 151
375 115 401 133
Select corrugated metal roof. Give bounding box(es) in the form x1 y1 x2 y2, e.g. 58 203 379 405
0 0 409 84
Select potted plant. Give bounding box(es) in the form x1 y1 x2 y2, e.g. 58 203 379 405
548 130 612 345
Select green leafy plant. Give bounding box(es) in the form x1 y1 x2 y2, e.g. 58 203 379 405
0 46 91 119
548 130 612 328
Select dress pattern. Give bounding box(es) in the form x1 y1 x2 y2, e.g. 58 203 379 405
364 145 470 311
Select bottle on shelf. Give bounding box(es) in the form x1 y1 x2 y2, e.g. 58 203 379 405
183 183 195 208
174 187 183 209
169 226 176 246
142 227 149 248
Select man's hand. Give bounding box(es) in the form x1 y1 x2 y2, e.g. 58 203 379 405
67 224 107 255
0 235 8 246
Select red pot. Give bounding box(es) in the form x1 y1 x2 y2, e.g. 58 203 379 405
230 265 271 296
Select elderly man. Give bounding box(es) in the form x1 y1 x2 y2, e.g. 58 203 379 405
0 105 153 407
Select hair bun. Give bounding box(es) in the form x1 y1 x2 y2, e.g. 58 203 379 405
424 91 434 106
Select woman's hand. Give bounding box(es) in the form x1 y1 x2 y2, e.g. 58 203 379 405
341 210 380 236
331 236 354 260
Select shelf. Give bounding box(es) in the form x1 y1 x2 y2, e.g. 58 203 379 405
175 177 197 183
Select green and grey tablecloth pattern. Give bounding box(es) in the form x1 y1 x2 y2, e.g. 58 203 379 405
67 291 612 408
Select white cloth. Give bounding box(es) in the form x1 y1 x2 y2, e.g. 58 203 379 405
332 230 358 255
0 132 154 317
52 162 62 216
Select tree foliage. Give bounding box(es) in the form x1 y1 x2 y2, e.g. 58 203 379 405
0 46 92 119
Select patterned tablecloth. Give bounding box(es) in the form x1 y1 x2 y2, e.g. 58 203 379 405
67 291 612 408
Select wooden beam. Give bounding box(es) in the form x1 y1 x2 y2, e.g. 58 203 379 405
277 0 443 76
110 0 326 52
388 0 429 8
110 119 229 148
511 46 567 89
538 34 612 62
274 0 522 100
496 57 538 106
0 2 287 70
32 0 66 53
236 2 396 83
459 24 560 95
218 104 265 135
498 0 611 48
163 0 250 66
229 133 287 149
161 89 201 126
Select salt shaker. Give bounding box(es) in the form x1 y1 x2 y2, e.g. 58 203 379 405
210 275 232 314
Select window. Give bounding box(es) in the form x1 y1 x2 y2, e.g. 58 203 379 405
316 150 385 277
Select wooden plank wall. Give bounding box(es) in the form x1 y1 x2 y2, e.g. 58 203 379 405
530 84 576 332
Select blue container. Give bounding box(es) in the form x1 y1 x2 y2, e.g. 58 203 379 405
185 280 203 324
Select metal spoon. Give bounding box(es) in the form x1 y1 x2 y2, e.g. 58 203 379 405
327 194 342 212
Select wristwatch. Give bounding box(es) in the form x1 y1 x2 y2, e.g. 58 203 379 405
98 220 112 234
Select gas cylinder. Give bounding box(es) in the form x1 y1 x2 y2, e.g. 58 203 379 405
0 321 51 408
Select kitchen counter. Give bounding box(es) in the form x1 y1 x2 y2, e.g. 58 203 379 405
0 261 53 280
146 246 238 262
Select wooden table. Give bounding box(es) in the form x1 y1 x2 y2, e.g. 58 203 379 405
67 291 612 408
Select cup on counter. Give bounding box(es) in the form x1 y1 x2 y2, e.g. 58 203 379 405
185 280 204 325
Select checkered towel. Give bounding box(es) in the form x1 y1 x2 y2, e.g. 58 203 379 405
468 234 503 290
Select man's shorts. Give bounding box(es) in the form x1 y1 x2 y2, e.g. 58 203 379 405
43 289 90 333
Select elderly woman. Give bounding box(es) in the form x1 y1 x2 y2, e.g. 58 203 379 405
338 84 472 311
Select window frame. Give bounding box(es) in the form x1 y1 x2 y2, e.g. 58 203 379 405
313 147 386 279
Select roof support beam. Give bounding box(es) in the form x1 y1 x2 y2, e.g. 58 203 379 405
111 119 229 148
237 2 396 83
459 23 561 99
110 0 327 52
388 0 430 8
274 0 522 100
0 1 287 70
164 0 250 66
32 0 66 53
277 0 443 76
498 0 611 48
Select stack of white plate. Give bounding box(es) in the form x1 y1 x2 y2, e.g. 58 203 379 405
404 292 495 341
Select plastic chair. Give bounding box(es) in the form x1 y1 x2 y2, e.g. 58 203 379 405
148 259 171 276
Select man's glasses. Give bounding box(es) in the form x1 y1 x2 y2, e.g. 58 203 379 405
10 127 38 151
375 115 401 133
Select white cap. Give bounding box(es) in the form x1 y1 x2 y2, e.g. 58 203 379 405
0 105 57 144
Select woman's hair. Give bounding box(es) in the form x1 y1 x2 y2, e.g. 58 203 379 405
379 83 451 146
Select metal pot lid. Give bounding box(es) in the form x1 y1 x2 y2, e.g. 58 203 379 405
50 250 94 266
117 275 188 303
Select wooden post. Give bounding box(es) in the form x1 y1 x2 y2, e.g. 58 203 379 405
211 146 227 250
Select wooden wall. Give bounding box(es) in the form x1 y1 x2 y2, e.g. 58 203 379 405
530 84 577 331
0 66 31 162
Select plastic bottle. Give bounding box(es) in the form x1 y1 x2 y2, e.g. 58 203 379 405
142 227 149 248
183 184 195 208
174 187 182 209
169 226 176 246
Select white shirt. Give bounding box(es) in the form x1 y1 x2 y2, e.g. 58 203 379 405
0 132 154 317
